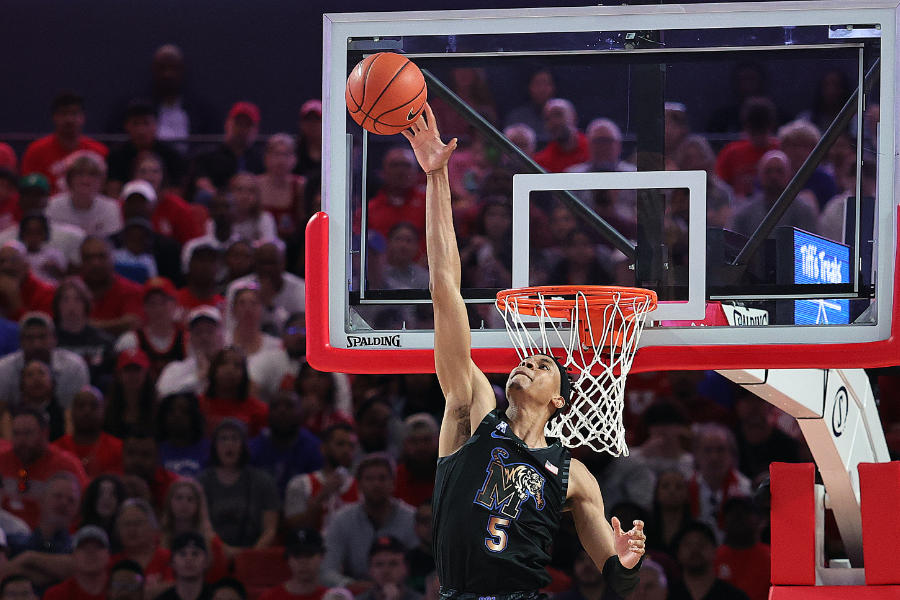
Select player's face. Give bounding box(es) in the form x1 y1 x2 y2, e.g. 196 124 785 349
505 354 562 412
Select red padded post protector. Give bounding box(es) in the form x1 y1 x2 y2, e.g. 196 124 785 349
859 461 900 585
770 462 817 585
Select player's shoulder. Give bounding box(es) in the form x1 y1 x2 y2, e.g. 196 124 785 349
565 457 602 500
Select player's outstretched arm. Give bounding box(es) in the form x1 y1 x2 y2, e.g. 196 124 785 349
566 458 645 596
402 104 496 457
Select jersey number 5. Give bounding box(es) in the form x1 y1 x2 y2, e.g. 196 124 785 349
485 515 511 552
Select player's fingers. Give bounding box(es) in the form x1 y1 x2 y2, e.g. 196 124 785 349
633 520 645 530
448 137 458 151
425 103 438 133
401 130 414 142
611 516 622 535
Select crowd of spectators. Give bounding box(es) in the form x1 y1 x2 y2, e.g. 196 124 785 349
0 44 893 600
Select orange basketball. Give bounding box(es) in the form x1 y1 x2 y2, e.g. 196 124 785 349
345 52 427 136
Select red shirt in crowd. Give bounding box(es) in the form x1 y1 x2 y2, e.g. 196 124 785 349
201 395 269 437
153 192 205 244
534 133 589 173
715 543 771 600
205 535 230 583
258 584 328 600
0 445 89 528
174 287 225 313
20 134 108 194
714 137 779 198
43 578 105 600
110 546 172 584
394 462 435 508
147 466 180 512
52 432 123 479
364 187 427 252
14 272 56 321
87 274 143 323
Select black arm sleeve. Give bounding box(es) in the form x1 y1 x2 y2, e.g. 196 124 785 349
602 555 644 598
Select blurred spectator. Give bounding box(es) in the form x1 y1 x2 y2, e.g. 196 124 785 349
630 559 667 600
668 521 749 600
405 503 434 594
115 181 182 284
160 479 229 583
0 174 86 271
52 386 122 478
259 134 305 239
79 237 143 336
322 454 417 581
707 62 771 134
147 44 220 142
629 402 693 478
534 99 588 173
226 240 305 336
0 169 16 232
355 398 400 457
567 118 635 174
552 545 619 600
155 392 210 478
210 578 248 600
0 317 17 358
294 361 354 437
432 67 498 138
45 152 121 237
229 173 276 242
364 148 425 248
0 241 55 322
458 198 512 290
777 119 836 208
21 92 108 194
294 100 323 181
107 100 186 199
200 346 269 437
115 277 186 379
797 69 852 134
79 474 126 542
284 423 359 532
250 391 323 493
376 223 427 291
0 312 89 410
180 193 240 279
671 135 734 227
42 525 110 600
728 150 818 239
714 97 779 199
819 157 877 242
258 529 327 600
176 245 225 313
226 283 283 377
18 360 64 441
548 230 614 287
103 349 156 438
0 575 37 600
189 102 264 202
665 102 691 158
155 531 210 600
156 306 224 399
18 214 67 283
112 220 157 283
223 240 255 288
733 392 801 481
504 69 556 147
0 143 16 172
132 153 205 244
250 312 304 402
106 559 145 600
393 415 437 508
198 419 280 549
646 470 692 556
121 431 178 512
503 123 537 157
688 424 751 531
356 536 422 600
714 498 769 600
110 499 171 590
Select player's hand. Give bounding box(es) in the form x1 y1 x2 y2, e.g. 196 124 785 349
612 517 646 569
401 103 457 174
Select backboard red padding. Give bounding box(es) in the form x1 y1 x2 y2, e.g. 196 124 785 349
859 461 900 585
771 462 816 585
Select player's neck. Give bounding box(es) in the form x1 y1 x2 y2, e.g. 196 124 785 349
504 404 550 448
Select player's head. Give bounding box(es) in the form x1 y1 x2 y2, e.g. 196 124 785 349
505 354 571 421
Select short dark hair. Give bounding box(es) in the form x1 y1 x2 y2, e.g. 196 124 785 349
356 453 395 480
321 423 356 444
18 213 50 243
0 574 35 595
12 406 49 429
672 520 718 552
51 91 84 114
209 419 250 468
109 558 144 578
209 577 247 599
155 392 205 445
124 99 156 121
171 531 208 556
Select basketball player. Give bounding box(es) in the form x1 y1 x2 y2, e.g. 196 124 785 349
401 104 645 600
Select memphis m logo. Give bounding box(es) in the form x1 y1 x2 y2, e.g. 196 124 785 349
473 448 546 519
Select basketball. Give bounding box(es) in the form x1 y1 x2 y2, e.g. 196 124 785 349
345 52 427 135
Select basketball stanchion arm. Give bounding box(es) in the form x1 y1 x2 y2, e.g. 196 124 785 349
716 367 890 567
421 69 636 262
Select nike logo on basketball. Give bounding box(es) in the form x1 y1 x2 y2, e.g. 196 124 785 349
407 108 418 121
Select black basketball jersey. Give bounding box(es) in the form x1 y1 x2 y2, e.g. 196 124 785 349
432 408 571 595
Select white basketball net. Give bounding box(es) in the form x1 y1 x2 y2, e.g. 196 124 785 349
496 288 656 455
